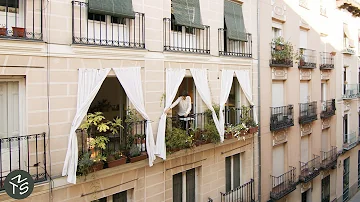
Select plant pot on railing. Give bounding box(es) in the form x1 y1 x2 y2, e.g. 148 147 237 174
128 144 148 163
107 157 127 168
91 162 104 172
0 28 7 36
248 126 259 134
130 152 148 163
12 27 25 37
224 132 234 139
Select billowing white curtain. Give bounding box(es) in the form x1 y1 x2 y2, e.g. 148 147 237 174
218 70 235 142
62 68 111 184
155 68 186 160
235 70 258 123
190 68 221 136
113 67 156 166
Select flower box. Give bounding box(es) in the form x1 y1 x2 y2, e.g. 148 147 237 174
12 27 25 37
0 28 7 36
107 157 126 168
130 152 148 163
224 132 234 139
248 126 259 134
91 162 104 172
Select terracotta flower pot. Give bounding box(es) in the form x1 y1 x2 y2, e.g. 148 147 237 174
12 27 25 37
225 133 233 139
108 157 127 168
91 162 104 172
130 152 148 163
248 126 259 134
0 28 7 36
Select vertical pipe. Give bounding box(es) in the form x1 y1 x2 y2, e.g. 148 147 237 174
32 0 35 38
256 0 261 200
79 1 82 40
18 137 20 169
36 135 38 180
72 1 74 43
27 136 29 173
43 133 46 180
9 138 12 171
0 140 2 188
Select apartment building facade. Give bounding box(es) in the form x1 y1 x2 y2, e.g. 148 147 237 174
0 0 259 202
259 0 360 202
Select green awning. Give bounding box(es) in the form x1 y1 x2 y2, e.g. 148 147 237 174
172 0 204 29
88 0 135 19
224 0 247 41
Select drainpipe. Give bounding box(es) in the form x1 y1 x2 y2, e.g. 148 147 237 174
256 0 261 201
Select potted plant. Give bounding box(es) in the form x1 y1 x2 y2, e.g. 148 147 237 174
271 37 298 66
77 152 94 178
201 123 220 144
12 26 25 37
0 24 7 36
240 106 258 133
165 127 193 153
107 150 126 168
128 144 147 163
88 136 109 171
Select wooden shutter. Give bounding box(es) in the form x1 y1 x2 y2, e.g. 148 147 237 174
225 156 231 192
173 173 183 202
233 154 241 189
271 82 284 107
300 30 308 49
300 82 309 103
301 136 309 163
272 145 285 176
321 130 328 152
186 168 196 202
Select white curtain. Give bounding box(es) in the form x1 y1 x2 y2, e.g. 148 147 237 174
113 67 156 166
190 69 221 136
62 68 111 184
235 70 257 123
155 68 186 159
218 70 235 142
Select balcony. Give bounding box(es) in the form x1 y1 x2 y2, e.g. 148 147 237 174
0 0 43 40
220 179 255 202
77 120 148 172
320 52 335 70
342 84 359 99
270 167 297 200
337 0 360 17
0 133 47 190
299 101 317 124
299 155 321 183
72 1 145 49
298 48 316 69
341 47 356 55
270 105 294 131
321 146 338 170
163 18 210 54
343 131 357 151
320 99 336 119
218 29 252 58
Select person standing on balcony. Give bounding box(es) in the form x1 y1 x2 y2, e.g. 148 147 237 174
165 91 192 130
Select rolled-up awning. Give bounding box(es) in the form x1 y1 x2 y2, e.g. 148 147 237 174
224 0 247 41
88 0 135 19
172 0 204 29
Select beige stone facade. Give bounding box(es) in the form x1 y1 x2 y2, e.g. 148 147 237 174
0 0 259 201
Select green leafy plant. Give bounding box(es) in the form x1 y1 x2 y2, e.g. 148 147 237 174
129 144 141 157
80 112 109 133
240 105 257 128
202 123 220 144
109 116 124 135
125 109 140 123
271 37 299 64
204 105 220 124
165 127 193 152
77 152 94 177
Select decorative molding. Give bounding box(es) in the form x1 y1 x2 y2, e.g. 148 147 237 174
272 67 287 80
301 123 312 136
321 70 331 80
301 181 312 193
300 69 311 80
299 19 310 30
271 0 287 22
344 101 351 112
273 130 288 146
322 118 331 130
321 170 330 179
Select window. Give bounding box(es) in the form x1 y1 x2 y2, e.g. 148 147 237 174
300 136 309 163
271 81 284 107
300 30 308 49
343 114 348 143
0 0 19 13
343 157 350 202
173 168 196 202
322 175 330 202
301 190 311 202
272 145 285 177
321 82 327 102
92 190 130 202
226 153 242 192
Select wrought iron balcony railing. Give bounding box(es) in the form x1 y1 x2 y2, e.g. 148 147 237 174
218 29 252 58
72 1 145 48
320 52 334 69
0 0 43 40
343 131 357 151
0 133 47 190
163 18 210 54
224 106 254 127
342 84 358 99
320 99 336 119
220 179 255 202
269 45 293 67
299 155 321 183
321 146 337 170
299 101 317 124
270 167 297 200
270 105 294 131
298 48 317 68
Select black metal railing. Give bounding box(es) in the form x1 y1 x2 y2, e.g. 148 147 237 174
299 101 317 124
320 52 334 69
78 120 147 156
270 167 297 200
321 146 337 170
300 155 321 183
167 112 210 135
72 1 145 48
220 179 255 202
270 105 294 131
269 44 293 67
298 48 316 68
343 131 357 151
163 18 210 54
0 0 43 40
224 106 254 127
0 133 47 190
320 99 336 119
342 84 359 99
218 29 252 58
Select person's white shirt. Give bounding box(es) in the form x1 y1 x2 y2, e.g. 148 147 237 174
169 96 192 116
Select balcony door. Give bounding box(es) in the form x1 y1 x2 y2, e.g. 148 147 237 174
343 114 349 144
0 0 25 30
272 82 284 107
272 144 285 177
